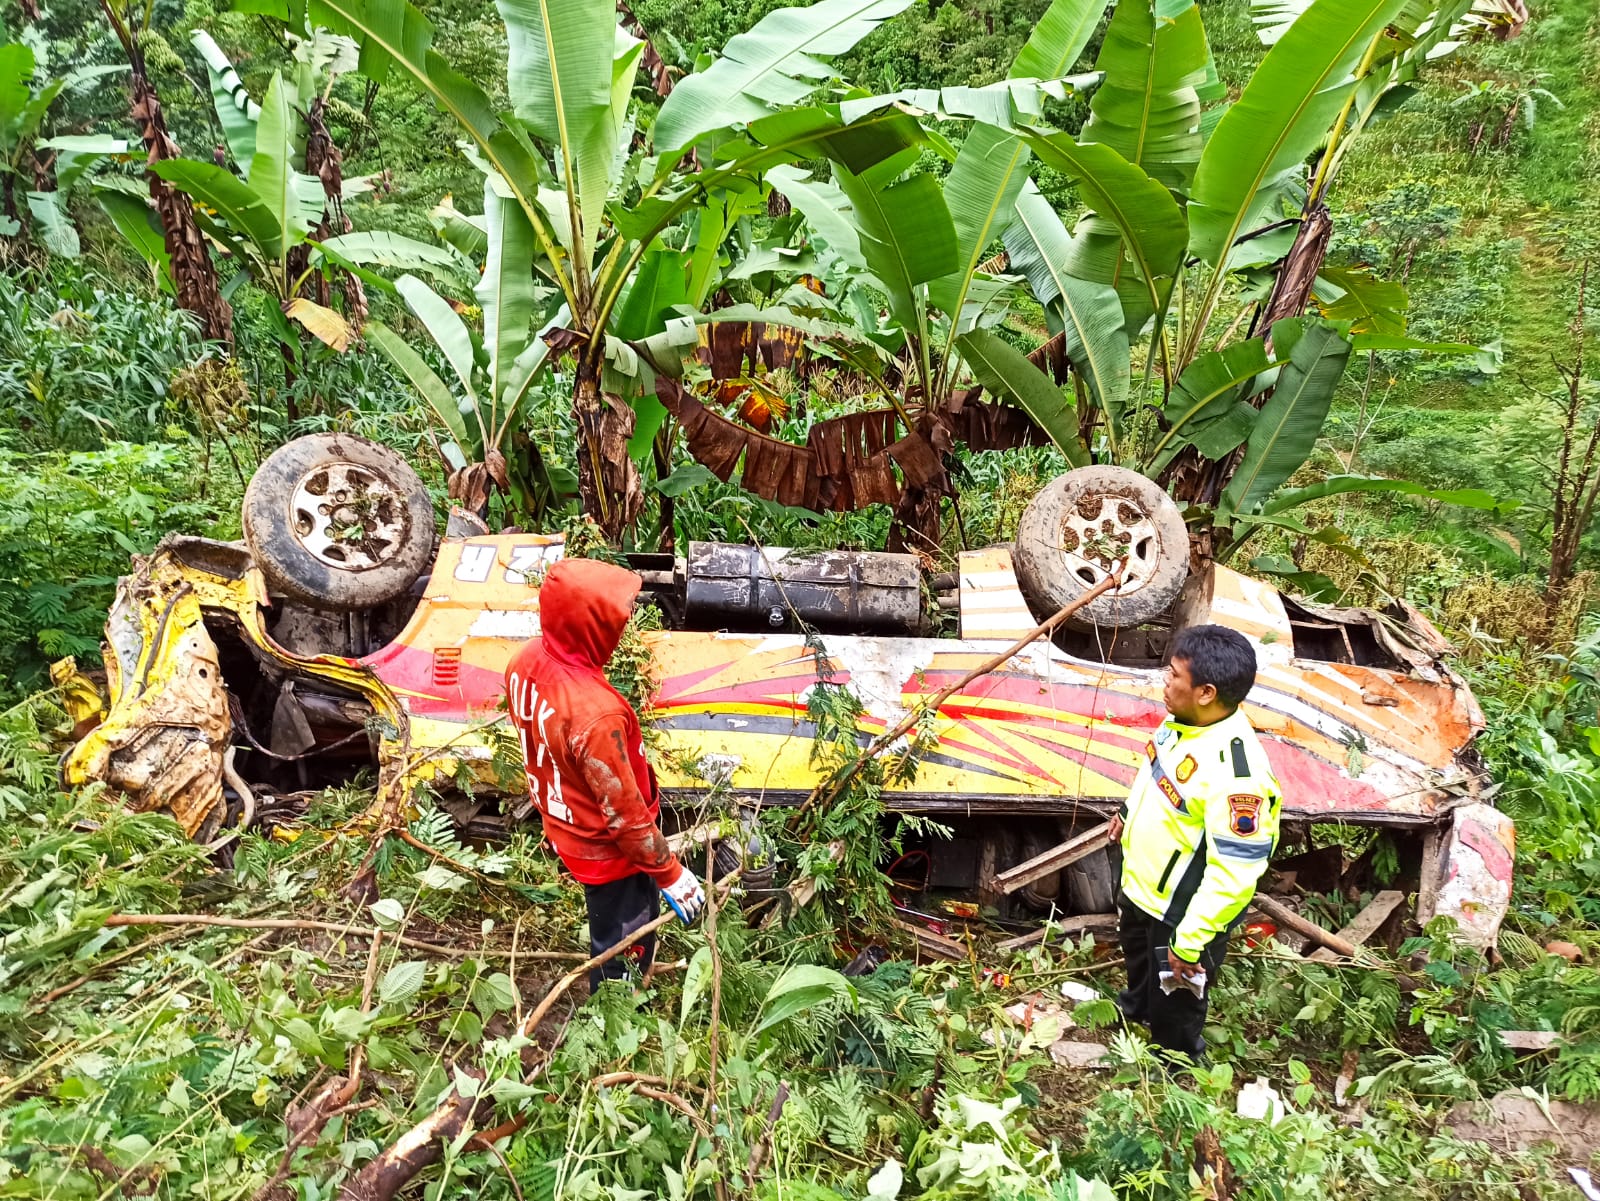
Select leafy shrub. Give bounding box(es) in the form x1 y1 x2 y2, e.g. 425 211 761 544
0 438 235 693
0 266 208 452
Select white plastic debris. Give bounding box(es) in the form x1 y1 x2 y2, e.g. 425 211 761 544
1570 1168 1600 1201
1059 980 1101 1004
867 1159 903 1199
1236 1076 1286 1124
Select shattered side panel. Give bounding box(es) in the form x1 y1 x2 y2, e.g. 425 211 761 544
65 538 416 823
1421 802 1515 949
1209 566 1294 668
62 574 232 839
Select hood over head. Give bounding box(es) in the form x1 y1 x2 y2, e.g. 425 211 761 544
537 557 641 670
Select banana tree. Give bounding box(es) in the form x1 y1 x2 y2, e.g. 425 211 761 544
979 0 1495 563
95 0 234 344
364 184 589 525
105 59 469 418
0 41 125 258
628 0 1105 551
309 0 1005 537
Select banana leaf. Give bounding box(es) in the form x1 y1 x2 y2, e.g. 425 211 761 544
653 0 912 155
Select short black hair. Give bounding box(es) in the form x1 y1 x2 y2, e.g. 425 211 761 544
1170 624 1258 709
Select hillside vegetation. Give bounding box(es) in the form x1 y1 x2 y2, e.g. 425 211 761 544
1 0 1599 1197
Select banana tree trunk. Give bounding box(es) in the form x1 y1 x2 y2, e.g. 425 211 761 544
129 71 233 346
1169 206 1336 522
1256 205 1331 345
573 350 644 541
301 97 367 326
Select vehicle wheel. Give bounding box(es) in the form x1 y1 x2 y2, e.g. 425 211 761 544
1013 465 1189 630
243 434 435 609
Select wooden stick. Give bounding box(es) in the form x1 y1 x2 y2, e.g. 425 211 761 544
995 912 1119 952
30 925 196 1010
103 913 586 961
792 567 1126 826
1250 894 1368 960
745 1082 790 1186
349 873 741 1201
993 823 1114 895
1306 889 1403 964
703 837 730 1201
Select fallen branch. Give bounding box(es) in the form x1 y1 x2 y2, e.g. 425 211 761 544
334 929 384 1106
103 913 586 961
593 1071 711 1099
632 1084 713 1137
704 836 730 1201
365 872 742 1199
1249 895 1369 961
251 1085 376 1201
1248 895 1421 989
338 1066 488 1201
996 912 1119 953
518 871 739 1039
745 1082 790 1187
30 925 196 1010
792 568 1125 827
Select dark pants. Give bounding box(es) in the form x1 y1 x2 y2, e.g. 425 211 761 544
583 873 660 992
1117 899 1232 1059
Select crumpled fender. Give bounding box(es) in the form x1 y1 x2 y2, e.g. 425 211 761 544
62 575 231 840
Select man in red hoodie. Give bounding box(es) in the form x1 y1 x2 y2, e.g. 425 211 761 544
505 557 705 990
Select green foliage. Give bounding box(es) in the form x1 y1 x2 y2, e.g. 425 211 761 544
0 265 208 450
0 438 230 692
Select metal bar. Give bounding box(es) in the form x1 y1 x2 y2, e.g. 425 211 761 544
993 822 1115 895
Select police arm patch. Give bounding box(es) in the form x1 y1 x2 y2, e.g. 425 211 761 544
1228 793 1264 836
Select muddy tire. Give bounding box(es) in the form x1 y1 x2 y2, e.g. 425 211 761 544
243 434 434 609
1014 465 1188 630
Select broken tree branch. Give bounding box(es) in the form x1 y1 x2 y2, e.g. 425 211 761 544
995 912 1119 953
745 1082 791 1187
704 836 731 1201
103 913 586 961
338 1066 488 1201
1249 894 1369 961
30 925 196 1010
793 568 1126 826
363 872 744 1199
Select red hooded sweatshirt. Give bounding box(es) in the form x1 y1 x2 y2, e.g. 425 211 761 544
504 558 682 887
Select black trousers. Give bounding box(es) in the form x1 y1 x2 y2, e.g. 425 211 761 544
1117 899 1232 1058
583 872 660 992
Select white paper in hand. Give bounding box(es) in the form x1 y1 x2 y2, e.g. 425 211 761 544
1158 969 1207 999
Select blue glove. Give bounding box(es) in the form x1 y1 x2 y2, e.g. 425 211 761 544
661 866 706 925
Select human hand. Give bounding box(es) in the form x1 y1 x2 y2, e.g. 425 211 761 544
1107 813 1124 842
661 866 706 925
1167 947 1204 983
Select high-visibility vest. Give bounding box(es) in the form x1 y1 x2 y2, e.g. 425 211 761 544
1118 707 1282 961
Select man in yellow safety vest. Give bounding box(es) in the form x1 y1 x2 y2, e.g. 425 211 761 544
1107 624 1282 1059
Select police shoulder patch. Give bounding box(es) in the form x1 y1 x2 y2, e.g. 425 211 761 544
1175 754 1197 783
1228 793 1264 836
